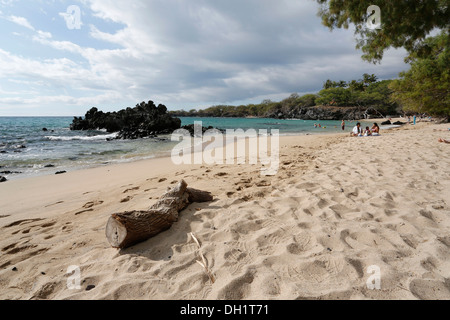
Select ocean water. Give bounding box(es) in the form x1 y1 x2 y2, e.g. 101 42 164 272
0 116 356 180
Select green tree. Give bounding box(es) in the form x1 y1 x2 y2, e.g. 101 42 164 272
353 80 397 114
348 79 365 92
362 73 378 86
323 79 334 89
317 87 352 106
316 0 449 63
338 80 347 88
297 94 318 107
390 32 449 117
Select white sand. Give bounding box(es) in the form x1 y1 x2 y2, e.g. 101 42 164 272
0 121 449 300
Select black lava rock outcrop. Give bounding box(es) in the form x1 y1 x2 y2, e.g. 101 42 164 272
70 101 182 139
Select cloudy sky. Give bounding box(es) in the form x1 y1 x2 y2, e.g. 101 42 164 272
0 0 408 116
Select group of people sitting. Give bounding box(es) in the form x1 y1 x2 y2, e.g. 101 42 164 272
348 121 449 143
350 122 380 137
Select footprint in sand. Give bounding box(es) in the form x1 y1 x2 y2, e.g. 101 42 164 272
257 228 292 247
235 178 253 191
255 180 271 187
12 220 57 234
3 244 37 255
251 190 268 199
409 279 450 300
123 187 140 194
226 191 235 198
74 208 94 216
400 234 420 249
71 199 104 216
295 182 319 191
31 281 63 300
44 201 64 208
232 219 267 235
120 196 133 203
3 218 44 229
419 209 437 222
286 232 319 255
1 240 49 273
161 257 198 280
217 269 255 300
437 236 450 248
40 221 56 228
420 256 440 272
215 172 228 177
260 274 281 297
83 200 104 209
2 242 22 253
222 242 256 275
329 204 357 219
177 277 213 300
62 222 73 232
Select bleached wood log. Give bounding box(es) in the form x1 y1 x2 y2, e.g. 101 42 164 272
106 180 213 249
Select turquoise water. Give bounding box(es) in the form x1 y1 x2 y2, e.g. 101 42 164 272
179 117 349 134
0 116 357 180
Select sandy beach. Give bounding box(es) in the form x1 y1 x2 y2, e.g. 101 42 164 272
0 120 449 300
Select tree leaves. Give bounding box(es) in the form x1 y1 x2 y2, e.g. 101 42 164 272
316 0 449 63
389 32 449 117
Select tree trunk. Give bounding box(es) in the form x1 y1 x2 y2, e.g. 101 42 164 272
106 180 213 249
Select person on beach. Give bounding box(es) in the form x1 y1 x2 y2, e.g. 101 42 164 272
341 120 345 131
438 138 450 144
351 123 362 137
371 123 380 135
364 126 372 136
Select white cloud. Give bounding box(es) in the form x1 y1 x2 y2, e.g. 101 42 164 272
0 0 18 6
6 15 34 30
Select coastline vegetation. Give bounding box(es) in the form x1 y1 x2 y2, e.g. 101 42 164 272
169 74 400 119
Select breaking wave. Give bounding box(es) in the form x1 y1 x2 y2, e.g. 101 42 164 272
45 133 119 141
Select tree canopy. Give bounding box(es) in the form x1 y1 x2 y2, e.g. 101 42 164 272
316 0 449 63
316 75 398 115
389 31 449 117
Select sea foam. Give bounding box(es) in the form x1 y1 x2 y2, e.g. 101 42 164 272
45 133 118 141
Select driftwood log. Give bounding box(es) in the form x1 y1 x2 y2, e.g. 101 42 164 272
106 180 213 249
